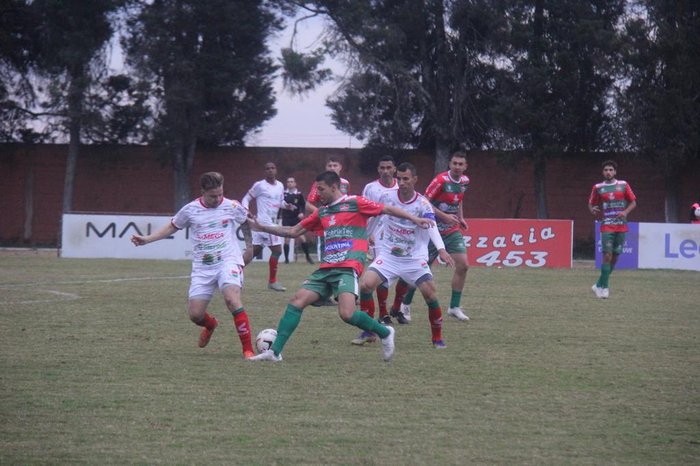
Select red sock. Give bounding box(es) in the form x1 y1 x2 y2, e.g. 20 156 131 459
233 310 254 354
359 292 375 318
269 255 279 284
377 287 389 317
198 312 218 330
391 281 409 312
428 302 443 342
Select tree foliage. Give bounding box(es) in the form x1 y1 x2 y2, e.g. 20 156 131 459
123 0 285 208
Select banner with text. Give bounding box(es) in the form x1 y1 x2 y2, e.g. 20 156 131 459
594 222 700 271
60 213 276 260
464 219 573 268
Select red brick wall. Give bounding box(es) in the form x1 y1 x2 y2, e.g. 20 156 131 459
1 144 697 247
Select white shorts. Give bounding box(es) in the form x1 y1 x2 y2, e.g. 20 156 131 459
252 230 284 247
368 254 432 288
189 260 244 300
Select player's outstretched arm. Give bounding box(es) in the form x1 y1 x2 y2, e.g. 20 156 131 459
131 222 178 246
248 217 307 238
382 205 432 229
240 221 254 265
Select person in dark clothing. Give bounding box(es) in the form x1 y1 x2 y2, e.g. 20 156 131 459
280 177 314 264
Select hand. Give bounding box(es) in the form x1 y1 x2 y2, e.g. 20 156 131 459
616 211 627 219
415 217 433 229
297 213 304 220
131 234 147 246
444 214 460 227
247 216 264 232
458 218 468 229
368 234 375 246
438 249 455 267
590 206 600 215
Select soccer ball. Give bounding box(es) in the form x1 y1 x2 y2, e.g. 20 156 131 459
255 328 277 353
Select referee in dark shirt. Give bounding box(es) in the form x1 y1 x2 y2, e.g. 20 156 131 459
280 177 314 263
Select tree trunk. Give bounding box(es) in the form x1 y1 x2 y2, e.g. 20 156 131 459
434 140 451 174
172 139 197 210
664 167 680 223
62 73 84 213
533 151 548 219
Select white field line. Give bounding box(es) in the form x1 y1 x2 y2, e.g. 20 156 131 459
0 275 189 305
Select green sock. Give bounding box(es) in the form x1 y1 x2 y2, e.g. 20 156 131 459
403 288 416 305
450 290 462 309
271 304 303 355
427 299 440 310
347 310 389 339
598 263 612 289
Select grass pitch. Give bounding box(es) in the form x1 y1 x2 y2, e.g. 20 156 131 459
0 254 698 465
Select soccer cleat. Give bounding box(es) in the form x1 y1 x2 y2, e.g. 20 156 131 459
379 315 392 325
591 284 604 298
248 349 283 362
600 287 609 299
198 318 218 348
400 303 412 323
447 307 470 321
432 340 447 349
242 350 256 360
351 331 377 346
380 326 396 361
268 282 287 292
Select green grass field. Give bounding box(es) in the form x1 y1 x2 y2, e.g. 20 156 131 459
1 254 698 465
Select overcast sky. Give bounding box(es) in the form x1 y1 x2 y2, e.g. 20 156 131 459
246 15 363 149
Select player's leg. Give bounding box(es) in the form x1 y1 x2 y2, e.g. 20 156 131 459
188 268 219 348
351 268 384 345
299 232 314 264
417 278 445 348
283 237 291 264
593 232 615 298
376 285 389 319
219 265 254 358
267 240 286 291
447 251 469 321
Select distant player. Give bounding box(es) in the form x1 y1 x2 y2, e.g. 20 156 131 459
588 160 637 299
359 162 455 348
242 162 286 292
130 172 256 359
400 151 471 322
247 171 432 363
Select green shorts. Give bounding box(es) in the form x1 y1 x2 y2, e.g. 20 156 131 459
302 268 359 300
428 230 467 262
601 231 626 255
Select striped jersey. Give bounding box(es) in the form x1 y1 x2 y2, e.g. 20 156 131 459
171 197 248 267
300 195 384 275
588 180 636 232
424 171 470 235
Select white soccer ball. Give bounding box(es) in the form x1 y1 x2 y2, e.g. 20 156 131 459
255 328 277 353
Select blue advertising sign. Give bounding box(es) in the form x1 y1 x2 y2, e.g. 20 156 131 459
594 221 639 269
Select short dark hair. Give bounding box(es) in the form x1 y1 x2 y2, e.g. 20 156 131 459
200 172 224 191
602 160 617 170
326 156 342 165
396 162 417 176
315 170 341 187
378 155 395 165
450 151 467 161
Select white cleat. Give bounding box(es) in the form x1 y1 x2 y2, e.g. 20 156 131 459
380 326 395 362
447 307 470 321
268 282 287 292
400 303 412 323
248 349 283 362
591 284 604 298
600 287 609 299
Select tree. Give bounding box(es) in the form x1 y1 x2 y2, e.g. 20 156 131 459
123 0 285 209
283 1 506 171
492 0 625 218
30 0 125 212
619 0 700 222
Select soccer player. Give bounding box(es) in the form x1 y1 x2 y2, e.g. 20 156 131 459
305 156 351 306
351 155 399 345
247 171 433 362
130 172 256 359
280 177 313 264
242 162 286 292
400 151 471 322
588 160 637 299
360 162 455 348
